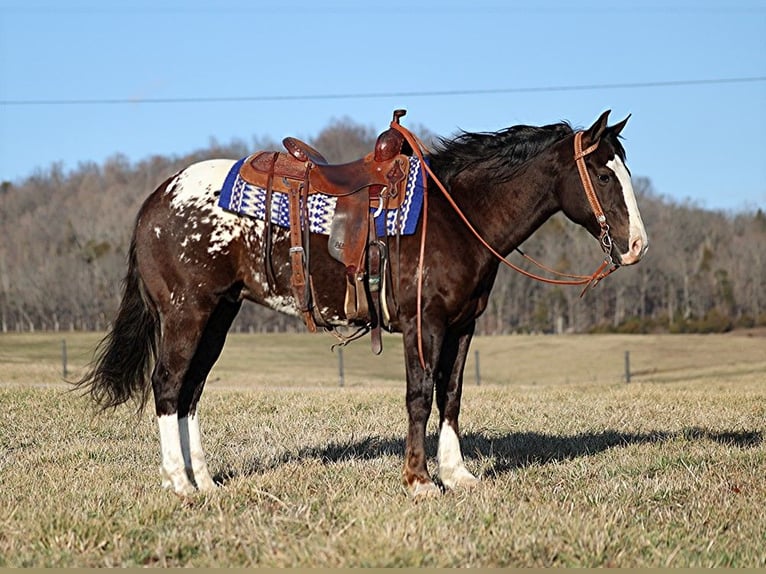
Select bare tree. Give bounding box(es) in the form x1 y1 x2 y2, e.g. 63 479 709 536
0 117 763 334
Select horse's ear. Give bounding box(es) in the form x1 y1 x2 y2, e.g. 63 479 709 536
610 114 631 137
584 110 611 145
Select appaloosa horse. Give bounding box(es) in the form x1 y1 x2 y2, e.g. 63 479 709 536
76 109 648 499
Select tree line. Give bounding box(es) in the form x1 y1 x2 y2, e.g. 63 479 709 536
1 117 764 336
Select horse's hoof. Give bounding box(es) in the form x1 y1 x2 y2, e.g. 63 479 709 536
160 468 197 496
170 482 197 497
441 468 480 491
193 474 218 493
196 481 218 493
444 474 480 491
411 481 442 500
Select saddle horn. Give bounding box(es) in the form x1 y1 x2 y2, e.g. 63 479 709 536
374 109 407 161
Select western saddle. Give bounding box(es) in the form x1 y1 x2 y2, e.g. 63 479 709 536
238 109 413 354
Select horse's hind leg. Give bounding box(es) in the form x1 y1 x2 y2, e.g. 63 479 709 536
401 324 443 499
152 296 224 495
177 297 242 491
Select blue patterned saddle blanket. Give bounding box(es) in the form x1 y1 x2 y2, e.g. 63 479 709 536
218 155 425 236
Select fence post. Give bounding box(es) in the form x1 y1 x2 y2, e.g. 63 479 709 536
338 348 345 387
475 349 481 386
624 350 631 383
62 339 68 378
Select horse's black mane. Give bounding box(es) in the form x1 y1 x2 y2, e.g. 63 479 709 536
427 122 574 184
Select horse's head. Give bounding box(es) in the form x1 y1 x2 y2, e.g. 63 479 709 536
558 110 648 266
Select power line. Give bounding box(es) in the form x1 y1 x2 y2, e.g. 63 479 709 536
1 76 764 107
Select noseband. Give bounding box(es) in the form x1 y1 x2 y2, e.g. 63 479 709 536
391 122 620 368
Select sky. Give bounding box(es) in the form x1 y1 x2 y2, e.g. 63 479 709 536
1 0 764 214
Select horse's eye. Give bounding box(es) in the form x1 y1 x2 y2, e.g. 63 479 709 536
598 174 611 184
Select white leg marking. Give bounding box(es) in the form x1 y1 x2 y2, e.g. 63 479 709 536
158 414 196 495
437 420 479 490
180 413 217 492
607 156 648 264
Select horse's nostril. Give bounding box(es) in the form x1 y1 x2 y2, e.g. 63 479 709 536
631 237 644 256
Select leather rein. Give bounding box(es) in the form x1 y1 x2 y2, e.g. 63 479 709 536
390 122 620 368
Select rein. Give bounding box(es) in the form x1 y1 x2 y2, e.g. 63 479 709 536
390 122 620 368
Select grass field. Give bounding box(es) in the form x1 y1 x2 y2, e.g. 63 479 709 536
0 331 764 567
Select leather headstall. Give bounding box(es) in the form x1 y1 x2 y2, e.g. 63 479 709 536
574 131 614 260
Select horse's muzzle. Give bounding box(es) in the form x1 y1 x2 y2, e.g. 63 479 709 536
618 235 648 265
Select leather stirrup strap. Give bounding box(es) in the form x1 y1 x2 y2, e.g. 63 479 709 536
367 215 383 355
301 166 312 308
263 152 279 291
287 172 316 332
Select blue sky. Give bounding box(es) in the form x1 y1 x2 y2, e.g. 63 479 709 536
1 0 764 213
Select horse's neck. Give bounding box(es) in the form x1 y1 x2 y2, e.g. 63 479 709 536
448 153 561 256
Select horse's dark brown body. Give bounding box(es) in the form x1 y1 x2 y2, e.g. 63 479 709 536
77 110 647 498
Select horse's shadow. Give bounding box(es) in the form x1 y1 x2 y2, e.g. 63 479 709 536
215 426 761 485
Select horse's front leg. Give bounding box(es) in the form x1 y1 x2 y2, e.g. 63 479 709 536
435 322 480 490
401 324 444 499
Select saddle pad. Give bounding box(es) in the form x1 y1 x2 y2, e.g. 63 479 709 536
218 155 425 236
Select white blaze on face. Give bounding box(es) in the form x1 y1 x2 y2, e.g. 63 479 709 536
607 156 648 264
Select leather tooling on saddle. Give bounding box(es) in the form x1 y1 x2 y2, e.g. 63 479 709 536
217 110 425 354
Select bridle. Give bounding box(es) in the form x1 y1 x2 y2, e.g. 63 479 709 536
390 121 621 368
574 130 615 261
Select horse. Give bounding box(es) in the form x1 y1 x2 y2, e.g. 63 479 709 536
75 109 648 499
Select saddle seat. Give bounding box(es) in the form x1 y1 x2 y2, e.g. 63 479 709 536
236 109 413 354
239 145 409 210
282 137 408 205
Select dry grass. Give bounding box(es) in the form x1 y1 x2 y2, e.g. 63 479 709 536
0 331 764 567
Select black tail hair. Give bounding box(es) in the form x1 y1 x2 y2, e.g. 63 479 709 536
73 238 158 413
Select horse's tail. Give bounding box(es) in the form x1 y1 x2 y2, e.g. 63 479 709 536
74 236 158 413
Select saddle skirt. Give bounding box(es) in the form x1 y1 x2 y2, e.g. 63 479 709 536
217 154 426 237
